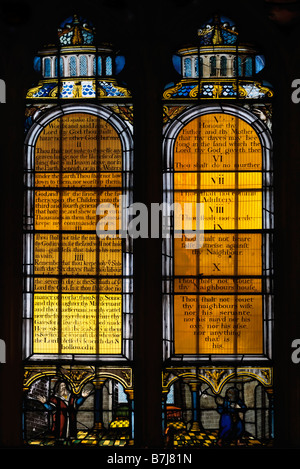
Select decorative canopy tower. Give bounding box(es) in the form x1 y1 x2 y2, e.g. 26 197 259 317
26 14 130 100
164 14 273 101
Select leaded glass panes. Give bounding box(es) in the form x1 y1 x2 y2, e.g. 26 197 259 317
245 57 253 77
106 56 112 76
79 55 87 76
44 58 51 78
220 56 227 76
69 56 77 76
23 14 134 447
24 110 133 358
162 14 274 449
210 56 216 76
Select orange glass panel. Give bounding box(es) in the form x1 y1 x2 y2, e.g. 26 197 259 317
172 113 264 355
33 294 122 354
35 113 122 172
174 294 263 354
33 113 124 355
174 113 262 171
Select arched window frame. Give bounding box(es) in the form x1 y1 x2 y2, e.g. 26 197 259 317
162 103 273 363
23 102 134 362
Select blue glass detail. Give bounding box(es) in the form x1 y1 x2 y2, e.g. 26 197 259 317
222 29 237 45
81 30 94 45
233 57 242 77
61 15 92 28
245 57 253 77
172 84 194 97
79 56 87 76
98 56 102 75
194 57 199 77
60 57 64 77
33 56 41 73
184 58 192 77
255 55 265 73
166 385 174 404
106 56 112 76
69 56 77 77
58 15 94 46
198 16 237 46
82 82 95 97
201 84 214 97
99 81 125 96
60 82 74 98
115 55 125 74
172 55 181 74
221 84 236 97
33 83 56 97
44 58 51 78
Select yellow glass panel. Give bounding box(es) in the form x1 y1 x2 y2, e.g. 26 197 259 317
37 235 120 276
33 294 122 354
35 113 122 172
35 190 121 231
35 172 122 188
174 172 262 190
98 294 122 354
34 277 122 293
174 113 262 171
174 277 262 293
174 233 262 277
61 294 122 354
172 112 264 356
174 294 263 354
34 234 122 276
174 190 262 230
33 294 59 353
33 112 124 356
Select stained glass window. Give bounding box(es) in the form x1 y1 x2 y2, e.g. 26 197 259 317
23 14 134 447
162 15 274 448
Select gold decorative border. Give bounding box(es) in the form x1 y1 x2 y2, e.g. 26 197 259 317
162 367 273 394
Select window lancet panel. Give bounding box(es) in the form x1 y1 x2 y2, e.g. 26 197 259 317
24 108 133 360
23 14 134 448
162 14 274 449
